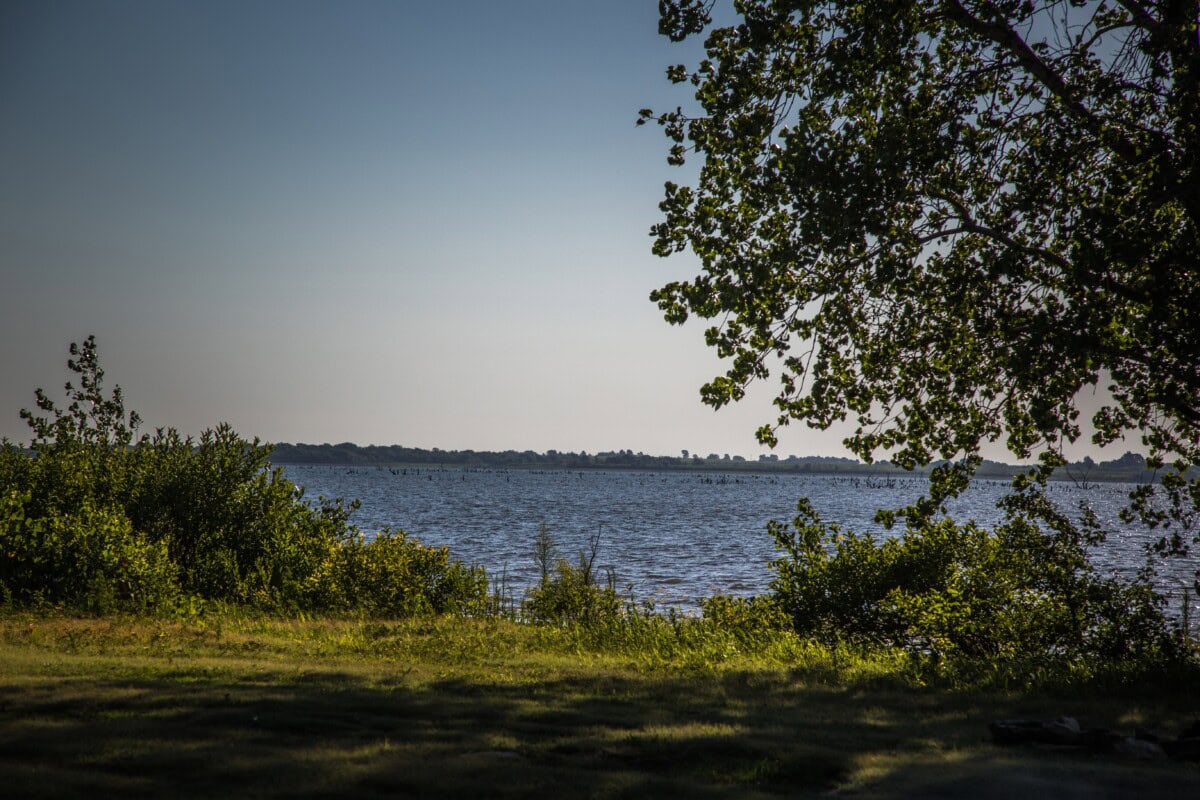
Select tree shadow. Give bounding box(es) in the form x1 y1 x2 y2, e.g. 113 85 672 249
0 669 1197 798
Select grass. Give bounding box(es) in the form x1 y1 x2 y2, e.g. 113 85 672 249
1 613 1198 798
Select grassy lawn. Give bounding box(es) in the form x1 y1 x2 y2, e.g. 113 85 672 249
1 615 1198 798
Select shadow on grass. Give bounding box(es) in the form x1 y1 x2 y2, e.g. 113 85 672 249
1 667 1198 799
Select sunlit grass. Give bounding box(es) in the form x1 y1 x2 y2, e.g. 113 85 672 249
1 613 1198 798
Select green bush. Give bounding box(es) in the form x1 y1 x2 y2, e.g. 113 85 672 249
0 491 179 612
524 558 621 624
0 336 487 617
523 525 621 624
767 498 1179 684
699 594 791 647
310 528 487 617
118 425 356 608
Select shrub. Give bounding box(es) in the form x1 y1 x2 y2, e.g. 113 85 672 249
310 528 487 617
119 424 357 608
523 525 621 624
0 491 179 612
1 336 486 617
699 594 791 648
767 497 1179 684
524 558 621 624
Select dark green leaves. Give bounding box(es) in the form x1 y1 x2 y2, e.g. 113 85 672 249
646 1 1199 488
658 0 715 42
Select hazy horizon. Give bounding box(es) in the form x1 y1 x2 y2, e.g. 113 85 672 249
1 1 1133 463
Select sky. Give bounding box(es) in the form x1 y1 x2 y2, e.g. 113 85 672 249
0 1 1121 462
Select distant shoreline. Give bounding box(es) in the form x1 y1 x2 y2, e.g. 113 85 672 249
268 442 1163 484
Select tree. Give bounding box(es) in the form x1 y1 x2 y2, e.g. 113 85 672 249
641 1 1199 508
20 335 141 452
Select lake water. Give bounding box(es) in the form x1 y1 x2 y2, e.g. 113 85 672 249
281 465 1197 613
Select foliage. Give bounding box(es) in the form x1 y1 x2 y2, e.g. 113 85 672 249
523 560 622 625
19 336 141 451
699 593 791 647
123 425 358 607
517 529 858 673
768 497 1179 684
523 525 621 624
0 337 486 616
643 1 1199 509
309 528 488 617
0 491 179 612
644 0 1199 674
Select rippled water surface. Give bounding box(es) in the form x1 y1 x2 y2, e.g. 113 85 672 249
282 465 1194 611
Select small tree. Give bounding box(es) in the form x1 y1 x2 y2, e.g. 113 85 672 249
20 335 141 451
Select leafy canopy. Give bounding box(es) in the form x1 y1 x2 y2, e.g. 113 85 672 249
642 1 1199 498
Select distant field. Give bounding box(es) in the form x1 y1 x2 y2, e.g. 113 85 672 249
1 615 1198 799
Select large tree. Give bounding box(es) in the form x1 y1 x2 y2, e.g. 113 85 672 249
642 1 1199 508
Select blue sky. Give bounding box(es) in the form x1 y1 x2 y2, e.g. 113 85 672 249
3 0 829 457
0 1 1115 461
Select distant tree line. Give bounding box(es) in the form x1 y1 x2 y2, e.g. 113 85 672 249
267 441 1160 483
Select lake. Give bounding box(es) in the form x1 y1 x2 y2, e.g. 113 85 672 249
281 465 1196 612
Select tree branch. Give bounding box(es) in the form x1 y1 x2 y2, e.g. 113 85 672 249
918 222 1072 275
1111 0 1161 34
940 1 1143 164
